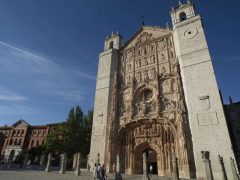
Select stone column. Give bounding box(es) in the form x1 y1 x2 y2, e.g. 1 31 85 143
230 157 239 180
201 151 213 180
72 153 77 170
59 153 67 174
39 153 45 170
115 154 122 180
142 152 149 180
23 153 29 168
172 154 180 180
74 152 81 176
218 155 227 180
45 153 52 172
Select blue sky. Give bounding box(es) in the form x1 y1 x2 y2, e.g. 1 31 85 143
0 0 239 126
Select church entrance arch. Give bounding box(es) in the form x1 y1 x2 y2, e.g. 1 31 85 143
134 143 159 175
119 120 179 177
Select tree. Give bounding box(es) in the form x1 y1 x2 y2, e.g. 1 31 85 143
81 110 93 156
42 106 93 158
43 123 68 153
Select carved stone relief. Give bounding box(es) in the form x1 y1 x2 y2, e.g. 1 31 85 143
112 30 193 176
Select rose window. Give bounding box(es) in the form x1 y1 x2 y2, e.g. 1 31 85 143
143 89 153 101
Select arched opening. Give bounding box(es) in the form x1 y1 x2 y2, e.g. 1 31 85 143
9 150 15 162
170 51 174 58
19 139 22 145
144 47 147 54
30 140 34 148
134 143 159 175
9 139 13 145
36 140 39 147
109 41 114 49
14 139 18 145
179 12 187 22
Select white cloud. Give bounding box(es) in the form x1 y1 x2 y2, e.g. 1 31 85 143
0 40 95 103
0 105 34 115
0 87 27 101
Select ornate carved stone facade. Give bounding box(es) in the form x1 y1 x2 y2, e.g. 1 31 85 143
103 27 195 177
89 2 238 179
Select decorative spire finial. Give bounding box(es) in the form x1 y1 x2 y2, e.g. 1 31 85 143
141 15 145 26
166 22 169 29
179 1 182 5
172 6 175 11
111 31 114 36
229 96 233 104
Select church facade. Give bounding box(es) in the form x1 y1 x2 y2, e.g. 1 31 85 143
89 2 238 179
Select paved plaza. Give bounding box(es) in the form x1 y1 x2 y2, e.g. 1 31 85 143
0 168 175 180
0 169 105 180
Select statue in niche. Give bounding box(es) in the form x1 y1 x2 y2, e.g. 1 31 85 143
136 72 141 82
150 68 156 78
143 58 148 66
161 53 166 61
136 60 141 67
137 49 141 56
161 67 167 77
137 101 147 116
143 70 149 80
151 55 155 63
126 75 132 85
127 64 132 71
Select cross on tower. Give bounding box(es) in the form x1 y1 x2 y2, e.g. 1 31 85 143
141 15 145 26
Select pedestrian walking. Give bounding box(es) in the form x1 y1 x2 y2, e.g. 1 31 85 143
100 164 106 180
93 163 97 179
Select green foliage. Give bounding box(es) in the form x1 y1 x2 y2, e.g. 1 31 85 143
43 123 69 153
43 106 93 157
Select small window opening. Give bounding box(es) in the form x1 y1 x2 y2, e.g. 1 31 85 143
179 12 187 22
109 41 114 49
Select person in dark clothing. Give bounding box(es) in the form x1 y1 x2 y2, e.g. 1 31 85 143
100 164 106 180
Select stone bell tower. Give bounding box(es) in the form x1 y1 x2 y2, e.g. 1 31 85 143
89 32 122 170
171 1 238 179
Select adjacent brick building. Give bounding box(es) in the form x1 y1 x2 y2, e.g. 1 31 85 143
0 119 57 162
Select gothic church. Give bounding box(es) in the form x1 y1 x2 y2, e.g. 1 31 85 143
89 2 238 179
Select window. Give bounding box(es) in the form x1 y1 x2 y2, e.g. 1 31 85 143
109 41 114 49
143 89 153 102
179 12 187 22
9 139 13 145
36 140 39 147
19 139 22 145
30 140 34 147
14 139 18 145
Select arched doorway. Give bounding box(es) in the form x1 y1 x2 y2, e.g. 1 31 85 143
9 150 15 162
134 143 159 175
